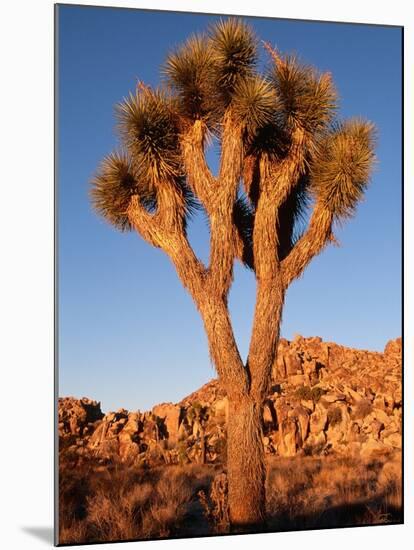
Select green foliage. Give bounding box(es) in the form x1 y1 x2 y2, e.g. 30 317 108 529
231 75 279 140
310 119 376 219
90 152 151 231
209 18 257 103
164 19 260 126
91 99 199 231
270 54 337 134
91 16 375 256
116 88 181 184
164 34 216 125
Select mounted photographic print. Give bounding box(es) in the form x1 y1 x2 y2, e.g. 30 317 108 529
55 3 403 545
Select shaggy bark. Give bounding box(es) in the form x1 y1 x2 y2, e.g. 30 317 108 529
227 396 266 530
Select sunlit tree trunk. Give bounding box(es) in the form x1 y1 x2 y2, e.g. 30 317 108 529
227 395 266 530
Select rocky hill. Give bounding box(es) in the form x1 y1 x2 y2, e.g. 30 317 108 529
59 336 402 466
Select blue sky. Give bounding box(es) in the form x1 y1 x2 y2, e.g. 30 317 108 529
57 5 402 412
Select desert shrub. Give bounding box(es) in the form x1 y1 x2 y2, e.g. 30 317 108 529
155 467 193 504
377 454 403 511
143 504 177 538
59 521 88 545
294 386 313 401
86 482 153 542
311 386 326 402
294 385 326 403
303 441 326 456
59 460 92 529
198 471 229 533
60 461 201 543
59 434 79 450
328 407 342 426
142 467 194 538
177 440 189 465
353 399 373 419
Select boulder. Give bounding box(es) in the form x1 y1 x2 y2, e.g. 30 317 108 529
152 403 181 444
279 418 297 457
118 431 140 462
310 404 328 434
59 334 402 464
384 337 402 357
383 432 402 449
326 403 351 445
323 391 346 403
275 397 291 425
360 438 389 458
274 354 287 379
292 405 310 442
285 352 303 376
263 399 276 428
369 419 384 440
213 397 229 423
288 374 310 386
58 397 103 436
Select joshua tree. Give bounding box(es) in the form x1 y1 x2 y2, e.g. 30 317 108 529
91 18 375 530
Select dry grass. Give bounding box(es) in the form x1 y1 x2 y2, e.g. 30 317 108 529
266 452 402 531
59 455 215 544
59 452 402 543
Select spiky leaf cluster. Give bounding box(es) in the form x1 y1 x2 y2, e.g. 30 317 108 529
90 152 153 231
231 75 280 141
164 34 216 124
271 54 337 134
310 119 376 218
116 89 181 184
91 17 375 247
209 18 257 104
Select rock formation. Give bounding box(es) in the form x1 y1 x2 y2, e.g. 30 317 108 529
59 336 402 466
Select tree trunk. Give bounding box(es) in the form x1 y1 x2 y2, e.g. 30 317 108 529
226 395 266 531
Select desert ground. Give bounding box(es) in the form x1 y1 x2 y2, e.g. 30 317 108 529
58 336 402 544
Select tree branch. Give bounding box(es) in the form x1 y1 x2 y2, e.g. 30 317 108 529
268 127 306 210
208 112 244 294
247 274 285 400
180 120 216 209
197 296 250 399
246 134 306 399
128 182 248 397
246 157 284 399
281 203 334 289
126 196 162 248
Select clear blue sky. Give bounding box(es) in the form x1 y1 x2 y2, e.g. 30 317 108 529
57 5 402 412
